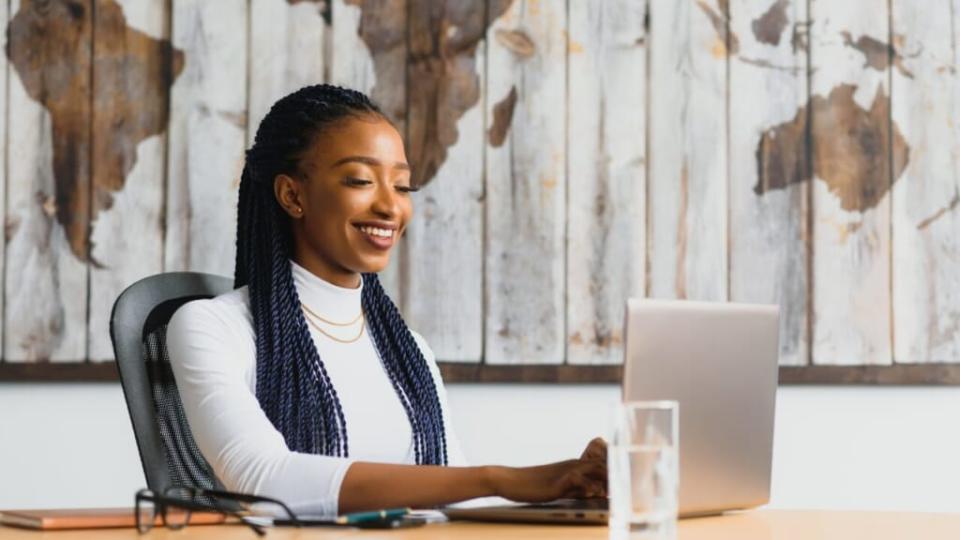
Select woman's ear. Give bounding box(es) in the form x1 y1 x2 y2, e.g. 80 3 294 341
274 174 305 219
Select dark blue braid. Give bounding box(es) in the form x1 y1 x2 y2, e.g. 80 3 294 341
360 275 425 462
361 275 448 465
233 84 447 464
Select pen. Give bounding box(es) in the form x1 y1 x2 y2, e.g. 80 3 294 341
335 508 410 525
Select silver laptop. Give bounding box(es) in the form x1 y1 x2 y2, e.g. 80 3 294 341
443 298 779 524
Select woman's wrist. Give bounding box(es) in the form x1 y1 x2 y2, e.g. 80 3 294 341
480 465 509 497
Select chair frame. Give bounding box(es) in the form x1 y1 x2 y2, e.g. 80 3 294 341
110 272 233 493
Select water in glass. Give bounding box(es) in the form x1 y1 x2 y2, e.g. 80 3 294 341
608 401 678 540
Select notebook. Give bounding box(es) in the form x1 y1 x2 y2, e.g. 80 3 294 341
0 508 226 530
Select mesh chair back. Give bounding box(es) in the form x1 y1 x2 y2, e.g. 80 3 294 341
110 273 234 499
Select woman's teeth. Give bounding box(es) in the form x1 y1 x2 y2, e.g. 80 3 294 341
358 226 393 238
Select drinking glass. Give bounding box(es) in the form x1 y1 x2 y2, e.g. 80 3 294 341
608 400 679 540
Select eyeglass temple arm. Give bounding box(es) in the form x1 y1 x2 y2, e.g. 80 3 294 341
186 487 302 526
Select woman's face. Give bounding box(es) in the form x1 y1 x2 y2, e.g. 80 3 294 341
274 115 414 288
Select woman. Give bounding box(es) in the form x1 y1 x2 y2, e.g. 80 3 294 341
167 84 606 517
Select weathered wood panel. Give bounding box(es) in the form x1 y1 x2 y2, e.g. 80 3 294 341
808 0 893 365
330 0 376 95
728 0 810 366
5 0 92 362
0 0 8 362
5 0 960 380
891 0 960 364
401 0 496 362
329 0 404 301
646 0 729 302
484 0 567 364
248 0 328 146
165 0 247 276
566 0 646 365
88 0 180 361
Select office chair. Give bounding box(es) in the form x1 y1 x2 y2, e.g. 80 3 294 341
110 272 234 499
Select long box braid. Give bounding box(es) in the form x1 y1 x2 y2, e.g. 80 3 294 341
233 84 447 465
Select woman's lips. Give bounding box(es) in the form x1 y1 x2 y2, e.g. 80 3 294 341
354 225 396 250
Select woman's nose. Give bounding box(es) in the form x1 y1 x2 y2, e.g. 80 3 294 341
370 182 400 217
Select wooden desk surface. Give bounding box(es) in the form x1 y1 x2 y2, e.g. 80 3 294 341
1 510 956 540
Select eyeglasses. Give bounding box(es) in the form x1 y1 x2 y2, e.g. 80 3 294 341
135 486 302 535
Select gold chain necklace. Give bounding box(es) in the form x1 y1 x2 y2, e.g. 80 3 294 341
302 307 366 344
300 302 363 326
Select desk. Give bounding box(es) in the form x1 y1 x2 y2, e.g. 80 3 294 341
0 511 956 539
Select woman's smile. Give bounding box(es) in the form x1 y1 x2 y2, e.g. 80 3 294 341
352 220 399 250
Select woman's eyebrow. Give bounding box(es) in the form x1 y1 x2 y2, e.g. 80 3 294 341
331 156 410 171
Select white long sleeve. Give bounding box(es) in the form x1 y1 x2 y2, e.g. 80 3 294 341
165 260 467 517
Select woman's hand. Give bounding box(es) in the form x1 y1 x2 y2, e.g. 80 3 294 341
487 437 608 503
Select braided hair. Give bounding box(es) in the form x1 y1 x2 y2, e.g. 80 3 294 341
235 84 447 465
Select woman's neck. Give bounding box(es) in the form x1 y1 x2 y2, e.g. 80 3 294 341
291 253 361 289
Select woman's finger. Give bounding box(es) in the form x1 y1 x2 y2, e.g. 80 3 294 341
581 437 607 461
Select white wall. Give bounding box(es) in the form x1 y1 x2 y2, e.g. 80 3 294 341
2 383 959 512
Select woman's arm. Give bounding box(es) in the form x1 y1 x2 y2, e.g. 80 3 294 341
168 298 356 517
339 439 608 513
169 300 606 516
341 334 609 513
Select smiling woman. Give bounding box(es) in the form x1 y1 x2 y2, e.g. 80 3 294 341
164 84 606 517
273 117 415 288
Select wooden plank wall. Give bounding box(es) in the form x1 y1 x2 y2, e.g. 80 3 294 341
0 0 958 380
566 0 647 365
891 0 960 364
402 0 488 362
728 0 809 367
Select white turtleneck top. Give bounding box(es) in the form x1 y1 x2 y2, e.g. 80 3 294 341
165 260 467 517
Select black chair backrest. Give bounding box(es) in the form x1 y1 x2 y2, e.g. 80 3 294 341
110 272 234 497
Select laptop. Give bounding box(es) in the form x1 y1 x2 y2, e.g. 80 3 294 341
443 298 780 524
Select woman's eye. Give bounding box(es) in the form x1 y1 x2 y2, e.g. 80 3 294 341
345 177 372 186
396 185 420 194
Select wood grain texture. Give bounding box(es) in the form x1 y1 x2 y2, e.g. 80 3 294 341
4 0 92 362
0 0 8 363
3 510 960 540
401 0 500 362
439 364 960 385
777 364 960 385
2 0 959 380
891 0 960 364
439 363 623 384
566 0 646 365
164 0 247 276
809 0 893 365
329 0 403 301
0 362 119 381
330 0 376 96
248 0 328 146
728 0 809 366
88 0 180 361
11 361 960 387
646 0 729 302
484 0 567 364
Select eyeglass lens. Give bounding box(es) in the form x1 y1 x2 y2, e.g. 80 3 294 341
135 490 157 534
162 487 195 530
